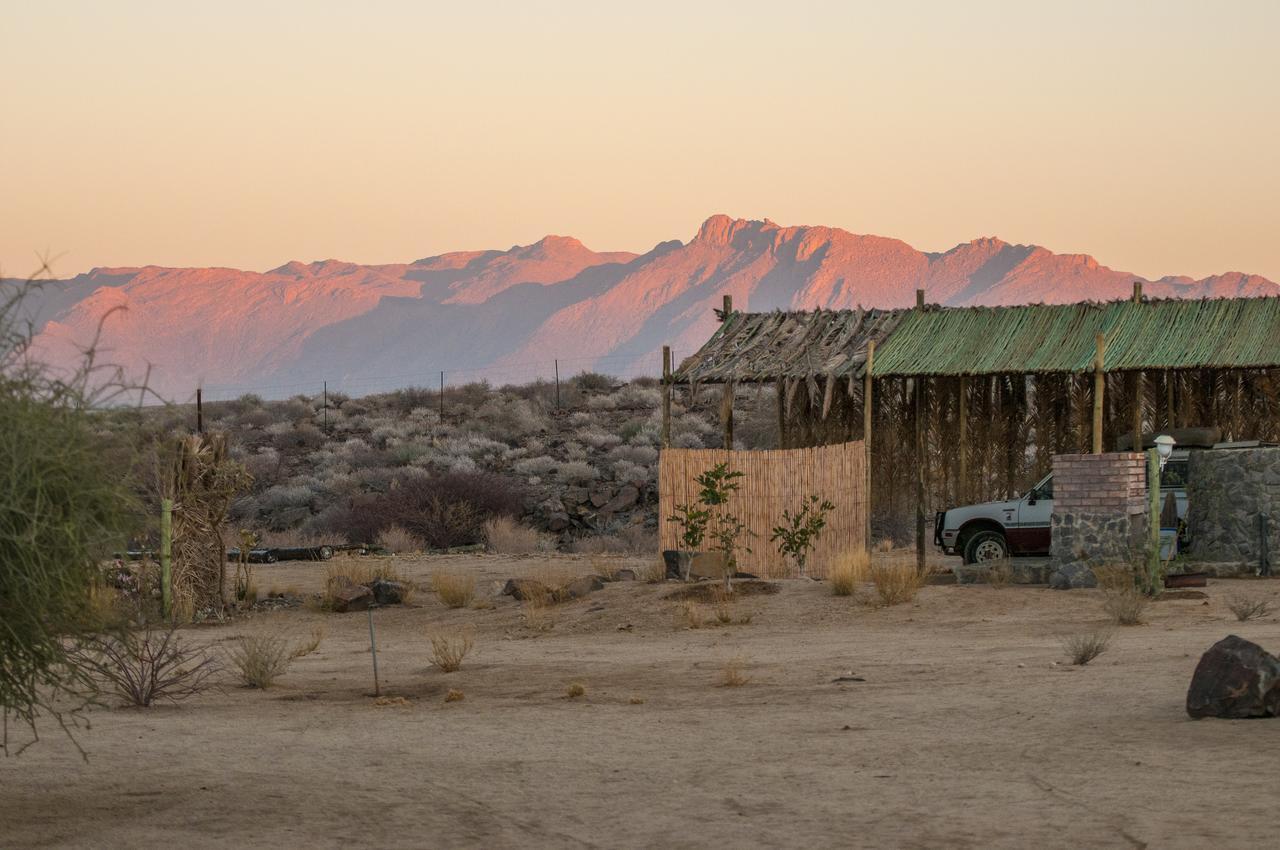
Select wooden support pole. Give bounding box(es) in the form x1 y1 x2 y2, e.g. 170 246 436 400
863 342 875 553
958 375 969 505
916 289 926 309
195 388 203 433
915 376 927 575
1147 448 1162 596
160 497 173 620
720 382 735 450
776 377 788 449
722 294 733 319
661 346 672 448
1093 333 1106 454
1132 280 1143 303
1130 371 1144 452
1165 370 1175 429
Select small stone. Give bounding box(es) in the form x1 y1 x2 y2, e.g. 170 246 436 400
331 584 373 613
614 568 637 581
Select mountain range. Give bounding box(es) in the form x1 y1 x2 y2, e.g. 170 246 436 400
13 215 1277 400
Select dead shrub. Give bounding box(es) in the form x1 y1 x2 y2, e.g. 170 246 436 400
431 570 476 609
986 559 1012 587
565 682 586 699
674 600 705 630
863 562 924 607
1225 593 1272 622
444 688 465 703
719 657 750 687
1096 565 1148 625
427 628 474 673
1063 630 1112 665
643 559 668 583
228 633 294 689
74 626 219 707
829 550 868 596
376 525 422 554
485 516 550 554
290 626 325 659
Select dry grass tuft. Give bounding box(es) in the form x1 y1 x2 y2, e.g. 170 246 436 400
674 600 705 630
485 516 551 554
986 559 1012 588
1063 630 1112 665
375 524 422 554
643 559 668 583
228 633 294 688
432 569 476 609
565 682 586 699
863 561 924 607
629 696 645 705
1225 593 1272 622
829 550 868 596
289 626 325 660
874 538 896 553
444 688 465 703
710 586 735 624
427 628 474 673
1095 565 1148 625
719 657 750 687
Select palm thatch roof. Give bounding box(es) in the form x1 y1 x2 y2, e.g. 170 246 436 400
872 296 1280 377
672 308 904 384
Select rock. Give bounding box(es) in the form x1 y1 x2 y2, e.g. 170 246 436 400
547 513 571 533
501 578 551 601
688 551 730 581
615 569 637 581
1048 562 1097 590
589 487 614 508
602 485 640 514
663 550 688 580
563 487 589 505
1187 635 1280 719
331 584 373 613
369 579 407 606
560 575 605 600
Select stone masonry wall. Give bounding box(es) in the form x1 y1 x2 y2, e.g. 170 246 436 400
1049 453 1147 588
1186 448 1280 573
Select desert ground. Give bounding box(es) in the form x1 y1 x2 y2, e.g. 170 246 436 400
3 553 1279 850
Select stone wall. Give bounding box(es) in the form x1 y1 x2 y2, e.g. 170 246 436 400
1185 448 1280 573
1049 453 1147 588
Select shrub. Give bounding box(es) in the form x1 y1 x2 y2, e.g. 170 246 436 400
485 516 550 554
227 633 294 688
556 461 598 484
332 471 524 548
864 562 924 607
1096 565 1148 625
1225 593 1271 622
445 688 465 702
74 626 219 708
565 682 586 699
427 628 473 673
829 550 867 596
720 657 750 687
771 495 835 577
432 570 476 609
1063 630 1112 666
987 559 1012 587
513 456 557 477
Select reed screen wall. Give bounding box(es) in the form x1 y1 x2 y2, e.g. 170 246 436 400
658 442 866 578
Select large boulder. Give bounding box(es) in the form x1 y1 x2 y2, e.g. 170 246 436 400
602 485 640 514
331 583 373 613
1186 635 1280 719
369 579 407 606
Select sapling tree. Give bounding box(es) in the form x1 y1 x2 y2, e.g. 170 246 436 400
771 495 835 577
695 463 751 592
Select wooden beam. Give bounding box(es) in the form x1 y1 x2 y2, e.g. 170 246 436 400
720 382 735 450
915 376 927 575
1132 280 1143 303
916 289 926 309
722 294 733 319
661 346 672 448
776 377 788 449
1129 370 1143 452
1165 370 1175 429
1093 332 1106 454
863 341 875 554
958 375 968 505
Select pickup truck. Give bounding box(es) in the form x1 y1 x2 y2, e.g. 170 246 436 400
934 451 1190 564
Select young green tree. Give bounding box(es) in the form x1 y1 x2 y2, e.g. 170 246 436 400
771 495 835 577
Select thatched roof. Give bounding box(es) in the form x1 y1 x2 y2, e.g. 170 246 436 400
872 296 1280 377
672 308 904 384
674 296 1280 383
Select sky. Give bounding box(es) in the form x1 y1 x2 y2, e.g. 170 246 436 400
3 0 1278 281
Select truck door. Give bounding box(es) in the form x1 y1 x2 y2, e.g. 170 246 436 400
1012 475 1053 554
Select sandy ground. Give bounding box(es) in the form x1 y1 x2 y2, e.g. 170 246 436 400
3 552 1280 850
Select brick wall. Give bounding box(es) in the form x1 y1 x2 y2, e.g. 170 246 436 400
1052 453 1146 515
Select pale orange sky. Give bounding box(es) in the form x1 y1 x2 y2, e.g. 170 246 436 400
3 1 1278 281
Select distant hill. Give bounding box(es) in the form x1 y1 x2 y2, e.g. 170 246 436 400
12 215 1277 400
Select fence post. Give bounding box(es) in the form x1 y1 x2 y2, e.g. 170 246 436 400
160 497 173 619
661 346 672 448
439 371 445 421
323 381 328 434
554 359 561 409
863 342 875 554
195 388 203 433
915 376 927 575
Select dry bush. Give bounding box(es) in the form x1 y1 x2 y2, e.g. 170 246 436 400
643 559 668 583
864 562 924 607
444 688 465 703
74 626 219 707
829 550 868 596
376 525 422 554
321 560 406 609
629 696 645 705
720 657 750 687
431 570 476 609
1063 630 1112 665
591 557 620 581
427 628 473 673
987 559 1012 588
874 538 896 553
228 633 294 688
674 600 705 630
290 626 325 659
1095 565 1148 625
565 682 586 699
519 575 561 631
1226 593 1272 622
485 516 550 554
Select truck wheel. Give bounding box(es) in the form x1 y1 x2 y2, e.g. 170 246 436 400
964 531 1008 564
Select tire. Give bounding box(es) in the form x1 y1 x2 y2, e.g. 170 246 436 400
964 530 1009 564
